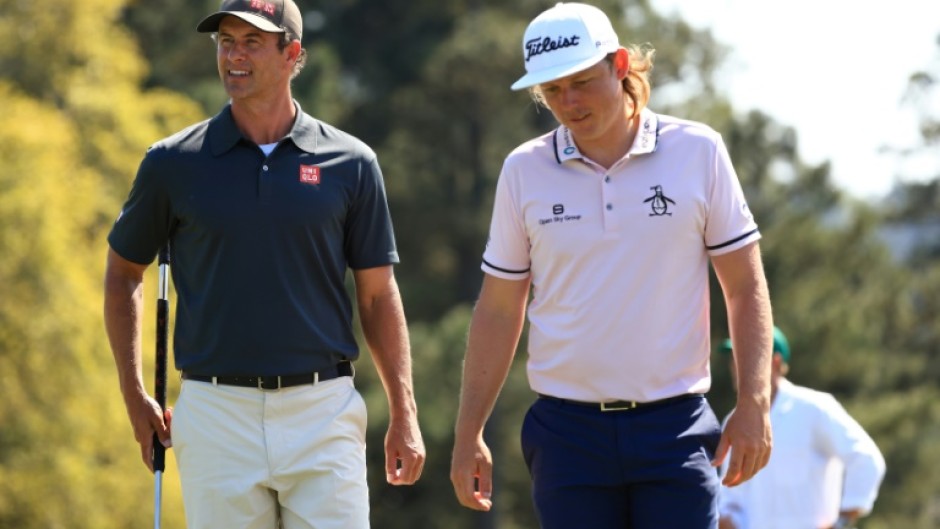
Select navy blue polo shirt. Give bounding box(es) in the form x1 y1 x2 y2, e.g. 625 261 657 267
108 102 399 375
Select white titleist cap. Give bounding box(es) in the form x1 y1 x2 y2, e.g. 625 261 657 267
510 2 620 91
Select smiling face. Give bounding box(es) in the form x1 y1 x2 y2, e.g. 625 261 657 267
536 50 632 149
215 16 296 103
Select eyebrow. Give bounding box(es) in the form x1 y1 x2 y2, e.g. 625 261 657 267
217 28 266 39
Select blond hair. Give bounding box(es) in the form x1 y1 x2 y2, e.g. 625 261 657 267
529 43 655 119
618 43 654 118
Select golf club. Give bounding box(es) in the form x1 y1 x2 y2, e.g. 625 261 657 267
153 245 170 529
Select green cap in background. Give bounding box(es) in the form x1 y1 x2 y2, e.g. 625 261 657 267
718 326 791 363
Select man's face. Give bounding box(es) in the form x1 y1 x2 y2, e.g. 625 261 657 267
536 56 628 144
215 17 294 101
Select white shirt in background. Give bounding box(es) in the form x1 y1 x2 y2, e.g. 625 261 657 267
720 378 886 529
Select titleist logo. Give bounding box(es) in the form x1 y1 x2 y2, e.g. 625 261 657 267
525 35 581 62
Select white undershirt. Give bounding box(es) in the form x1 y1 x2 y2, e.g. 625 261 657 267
259 143 277 156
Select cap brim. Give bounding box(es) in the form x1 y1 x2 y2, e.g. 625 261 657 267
196 12 285 33
510 50 609 91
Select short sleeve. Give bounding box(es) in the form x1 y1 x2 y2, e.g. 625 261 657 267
481 159 531 279
107 147 173 265
704 135 760 256
345 155 399 269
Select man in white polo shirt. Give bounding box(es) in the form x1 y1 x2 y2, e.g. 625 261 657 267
450 3 774 528
718 328 886 529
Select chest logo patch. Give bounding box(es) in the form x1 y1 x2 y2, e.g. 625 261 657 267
538 203 582 225
643 185 676 216
299 165 321 185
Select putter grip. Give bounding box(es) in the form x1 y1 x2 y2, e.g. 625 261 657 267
153 297 169 472
153 246 170 473
153 436 165 472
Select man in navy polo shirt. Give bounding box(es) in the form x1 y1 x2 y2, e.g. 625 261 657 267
103 0 425 527
450 3 774 528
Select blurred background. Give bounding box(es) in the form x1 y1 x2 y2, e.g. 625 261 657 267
1 0 938 527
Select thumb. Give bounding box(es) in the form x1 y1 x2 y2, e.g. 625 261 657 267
386 451 402 483
476 468 493 501
158 407 173 448
711 432 730 468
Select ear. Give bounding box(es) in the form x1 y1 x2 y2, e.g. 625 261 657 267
613 47 630 79
286 40 302 63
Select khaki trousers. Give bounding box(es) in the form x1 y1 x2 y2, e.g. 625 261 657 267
173 376 370 529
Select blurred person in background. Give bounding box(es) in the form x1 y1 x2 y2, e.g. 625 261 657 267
718 327 886 529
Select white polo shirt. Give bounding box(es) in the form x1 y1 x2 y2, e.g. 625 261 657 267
719 379 886 529
482 109 760 402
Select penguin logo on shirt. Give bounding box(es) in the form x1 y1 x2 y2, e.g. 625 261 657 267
643 185 676 216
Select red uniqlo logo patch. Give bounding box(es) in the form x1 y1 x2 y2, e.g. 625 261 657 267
299 165 321 185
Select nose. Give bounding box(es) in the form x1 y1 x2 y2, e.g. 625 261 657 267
221 42 247 62
557 86 579 108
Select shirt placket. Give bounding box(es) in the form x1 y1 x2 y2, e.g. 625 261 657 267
259 144 279 205
586 158 629 237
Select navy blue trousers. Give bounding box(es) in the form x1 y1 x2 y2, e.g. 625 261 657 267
520 395 721 529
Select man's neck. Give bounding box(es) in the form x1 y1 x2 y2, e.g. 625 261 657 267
230 93 297 145
576 112 640 170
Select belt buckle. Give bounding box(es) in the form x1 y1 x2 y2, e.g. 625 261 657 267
601 400 637 412
259 376 282 391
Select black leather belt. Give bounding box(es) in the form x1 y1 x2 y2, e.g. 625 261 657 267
537 392 700 412
182 362 353 390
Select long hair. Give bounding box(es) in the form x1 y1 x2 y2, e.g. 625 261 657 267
529 43 655 119
616 43 655 118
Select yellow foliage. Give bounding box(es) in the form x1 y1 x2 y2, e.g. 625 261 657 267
0 0 198 522
0 0 205 212
0 80 186 528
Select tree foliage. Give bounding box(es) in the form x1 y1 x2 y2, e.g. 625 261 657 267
0 0 200 526
2 0 939 527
